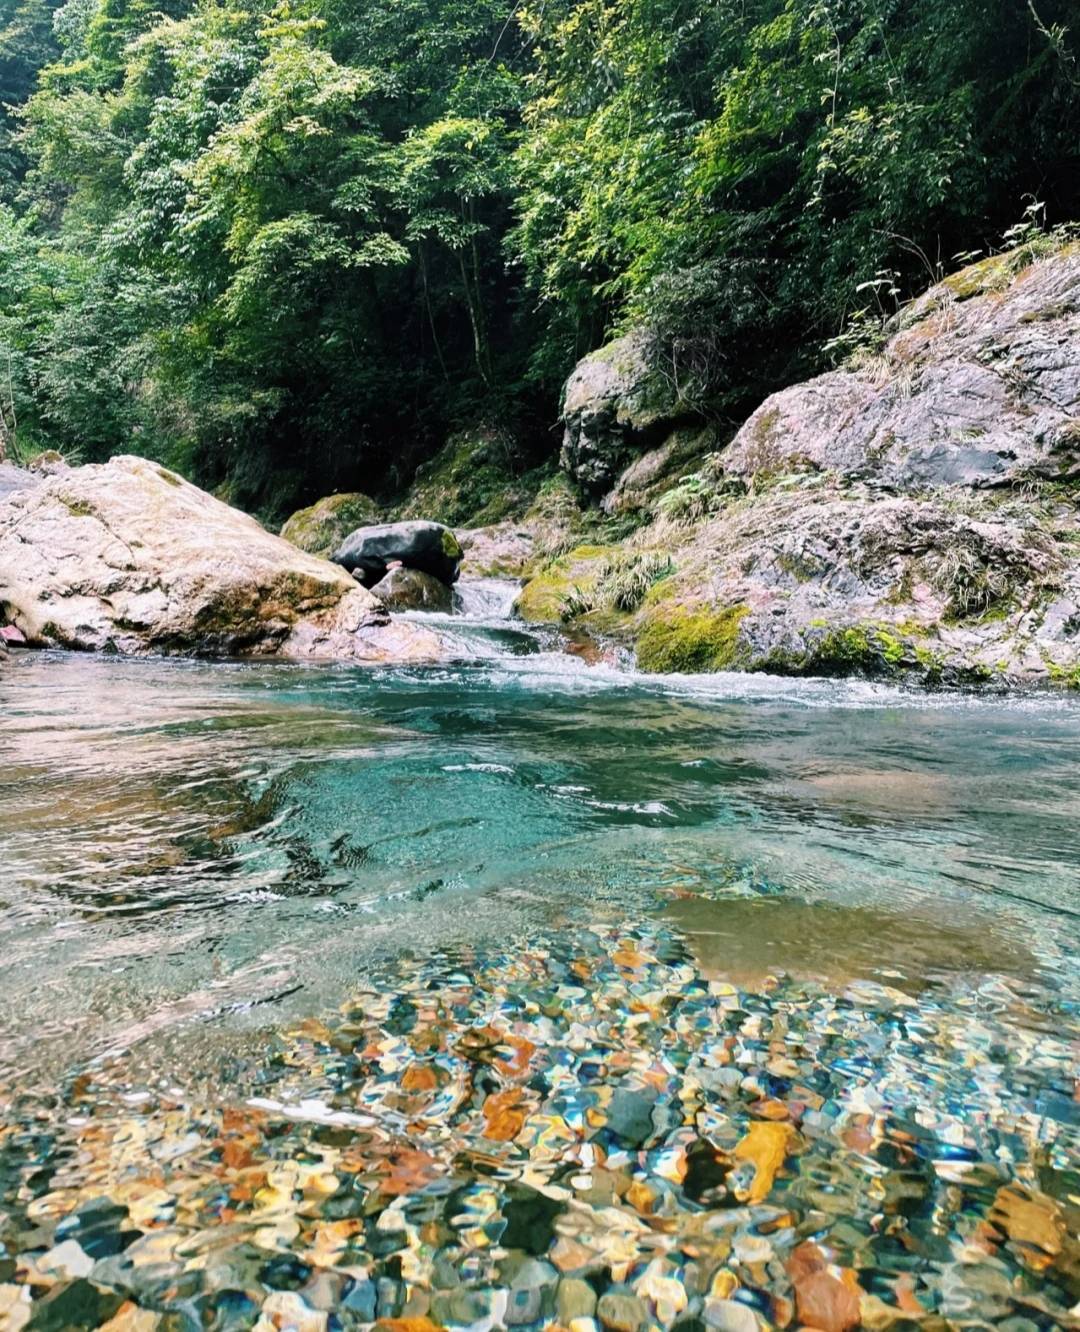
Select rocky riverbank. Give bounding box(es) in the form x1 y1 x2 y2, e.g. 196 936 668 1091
3 245 1078 686
508 243 1080 687
0 457 446 664
271 242 1080 687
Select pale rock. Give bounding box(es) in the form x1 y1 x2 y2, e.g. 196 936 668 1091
0 456 446 664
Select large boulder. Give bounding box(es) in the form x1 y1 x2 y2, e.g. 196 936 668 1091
560 330 683 496
333 520 463 587
458 524 535 577
526 246 1080 688
601 426 722 516
628 479 1080 685
723 244 1080 490
0 455 445 663
370 566 453 613
280 492 381 558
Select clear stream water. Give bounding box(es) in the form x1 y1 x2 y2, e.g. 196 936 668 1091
1 584 1078 1326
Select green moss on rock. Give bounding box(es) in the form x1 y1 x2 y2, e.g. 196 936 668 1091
941 253 1013 301
636 603 750 674
1043 655 1080 689
280 493 381 557
804 622 910 676
514 546 617 623
398 430 547 528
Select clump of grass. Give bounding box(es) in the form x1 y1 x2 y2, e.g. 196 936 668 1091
558 551 675 620
655 460 743 525
657 474 717 523
559 586 594 621
926 537 1017 620
602 552 675 611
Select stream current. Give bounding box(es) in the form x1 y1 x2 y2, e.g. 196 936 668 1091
0 579 1078 1328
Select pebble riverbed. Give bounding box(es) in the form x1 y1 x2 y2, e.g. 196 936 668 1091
1 914 1077 1332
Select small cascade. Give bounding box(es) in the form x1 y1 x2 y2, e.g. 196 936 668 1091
392 575 540 659
452 577 521 621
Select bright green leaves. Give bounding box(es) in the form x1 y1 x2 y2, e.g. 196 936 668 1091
1 0 1077 511
398 116 511 248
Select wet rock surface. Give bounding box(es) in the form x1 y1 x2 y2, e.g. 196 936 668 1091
0 456 447 663
334 521 464 588
0 914 1075 1330
371 566 454 613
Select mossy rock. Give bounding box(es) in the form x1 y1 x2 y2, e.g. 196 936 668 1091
514 546 618 623
1042 655 1080 689
398 430 547 528
941 252 1014 301
563 329 674 434
761 621 929 680
809 623 907 673
281 493 381 557
635 602 750 674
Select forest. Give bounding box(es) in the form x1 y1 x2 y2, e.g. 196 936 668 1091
0 0 1078 516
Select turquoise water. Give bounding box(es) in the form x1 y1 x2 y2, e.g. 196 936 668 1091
1 606 1079 1326
5 641 1078 1085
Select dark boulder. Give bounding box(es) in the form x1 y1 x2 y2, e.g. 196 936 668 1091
369 566 453 613
333 520 463 587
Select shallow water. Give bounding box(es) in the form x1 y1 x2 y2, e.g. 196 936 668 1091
1 598 1079 1327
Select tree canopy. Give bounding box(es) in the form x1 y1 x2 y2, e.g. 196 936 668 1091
0 0 1077 511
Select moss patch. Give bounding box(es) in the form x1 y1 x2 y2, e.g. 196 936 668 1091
1042 655 1080 689
280 493 381 557
514 546 618 623
636 602 750 674
397 430 548 528
941 253 1014 301
776 621 937 679
58 496 98 519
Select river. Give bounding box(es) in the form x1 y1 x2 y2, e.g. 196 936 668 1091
1 583 1078 1328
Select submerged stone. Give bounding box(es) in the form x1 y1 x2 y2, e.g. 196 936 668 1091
25 1280 123 1331
597 1289 650 1332
557 1278 598 1323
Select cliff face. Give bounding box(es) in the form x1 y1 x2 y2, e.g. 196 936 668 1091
519 243 1080 686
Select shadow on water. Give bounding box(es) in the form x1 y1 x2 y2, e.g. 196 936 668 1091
662 894 1038 992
